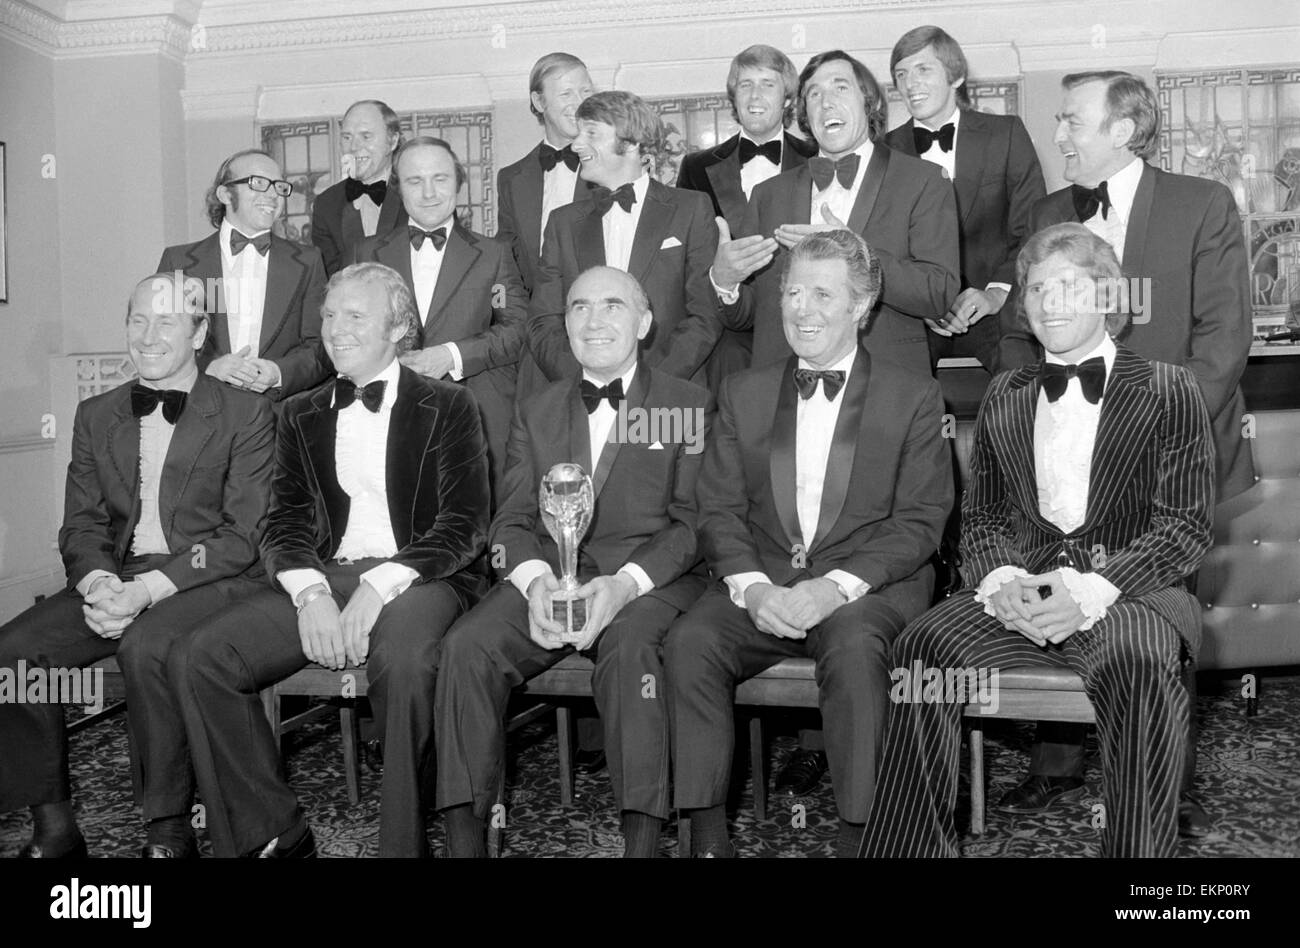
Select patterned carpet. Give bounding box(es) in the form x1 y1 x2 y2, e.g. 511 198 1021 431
2 671 1297 857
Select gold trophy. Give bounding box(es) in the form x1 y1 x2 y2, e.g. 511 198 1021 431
540 462 594 639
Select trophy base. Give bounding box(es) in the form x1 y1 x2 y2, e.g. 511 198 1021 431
551 593 588 638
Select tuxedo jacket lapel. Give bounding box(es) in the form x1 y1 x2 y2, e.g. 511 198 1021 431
845 145 889 236
992 371 1046 529
188 235 230 353
260 238 302 355
377 188 405 233
892 120 921 158
809 350 869 551
566 380 593 478
781 132 814 170
768 357 802 551
784 166 814 226
628 183 672 286
1121 163 1155 281
1082 348 1156 532
340 199 365 260
705 138 748 232
105 395 142 560
385 367 437 549
296 384 346 553
158 377 217 536
427 226 479 335
591 366 647 499
575 206 606 271
953 111 988 226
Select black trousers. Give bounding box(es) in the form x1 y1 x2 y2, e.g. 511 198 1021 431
174 561 466 857
0 559 254 820
435 581 696 821
862 592 1188 858
665 586 912 824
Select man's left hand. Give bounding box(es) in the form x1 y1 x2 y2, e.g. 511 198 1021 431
338 581 384 666
400 345 455 380
1022 571 1087 645
243 357 280 394
782 577 846 630
939 287 1008 335
567 573 638 651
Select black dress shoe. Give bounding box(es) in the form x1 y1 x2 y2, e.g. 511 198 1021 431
361 738 384 774
18 836 88 858
574 749 607 775
244 827 317 859
141 842 197 858
1178 791 1212 838
993 775 1086 814
774 749 828 795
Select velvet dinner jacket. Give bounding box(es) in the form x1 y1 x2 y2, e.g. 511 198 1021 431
722 145 961 376
1000 163 1254 501
675 131 819 234
489 364 712 614
156 232 330 399
528 178 723 386
310 176 408 277
696 349 952 615
59 373 275 592
884 109 1046 292
496 142 591 294
261 365 490 605
962 344 1216 652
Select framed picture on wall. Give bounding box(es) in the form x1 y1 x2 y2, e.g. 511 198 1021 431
0 141 7 303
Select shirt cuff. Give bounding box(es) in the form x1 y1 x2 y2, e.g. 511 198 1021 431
985 282 1012 294
76 569 117 598
710 268 740 304
725 571 773 608
360 562 421 604
617 563 654 598
823 569 870 603
509 559 555 599
974 565 1032 617
136 569 178 606
445 343 464 381
1058 567 1121 631
279 568 330 605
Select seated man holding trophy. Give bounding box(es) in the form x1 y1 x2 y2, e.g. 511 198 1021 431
434 265 713 858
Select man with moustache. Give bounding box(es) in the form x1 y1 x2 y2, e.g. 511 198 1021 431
995 73 1253 832
312 99 408 276
176 262 490 858
884 26 1045 372
666 230 952 858
158 149 329 399
528 91 723 389
711 50 960 377
863 224 1215 858
0 272 273 858
435 266 711 858
676 44 818 386
497 53 595 294
353 136 528 495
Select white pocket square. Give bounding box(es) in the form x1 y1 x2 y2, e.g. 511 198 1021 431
649 440 665 450
660 236 682 250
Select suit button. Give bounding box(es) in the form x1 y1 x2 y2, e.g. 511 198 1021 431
1251 603 1259 609
1204 603 1212 609
1253 538 1261 545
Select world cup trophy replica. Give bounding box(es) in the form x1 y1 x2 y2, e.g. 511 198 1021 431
540 462 595 639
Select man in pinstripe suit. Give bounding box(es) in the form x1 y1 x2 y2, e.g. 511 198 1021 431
862 223 1215 858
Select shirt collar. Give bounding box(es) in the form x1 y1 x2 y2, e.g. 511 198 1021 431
917 104 961 134
1098 155 1144 222
582 360 637 394
1045 331 1117 381
337 356 401 411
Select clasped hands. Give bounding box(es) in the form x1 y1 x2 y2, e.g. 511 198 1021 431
525 572 639 653
82 575 152 639
986 571 1088 647
295 581 384 670
207 345 280 393
743 578 846 640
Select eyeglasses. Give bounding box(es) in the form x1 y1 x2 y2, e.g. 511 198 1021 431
224 175 294 197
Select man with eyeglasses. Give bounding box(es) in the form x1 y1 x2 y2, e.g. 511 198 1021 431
158 149 330 399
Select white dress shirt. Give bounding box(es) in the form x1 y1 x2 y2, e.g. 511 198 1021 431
409 218 467 381
739 132 784 200
725 349 871 609
1081 155 1143 259
76 369 199 606
540 136 581 252
507 362 653 602
915 105 959 181
352 190 381 238
601 173 651 273
278 358 420 605
975 334 1122 628
218 219 270 357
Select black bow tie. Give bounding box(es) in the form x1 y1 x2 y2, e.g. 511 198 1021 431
409 225 447 251
1071 181 1111 222
739 137 782 166
540 143 580 173
229 229 271 257
913 122 955 154
809 154 860 192
1040 357 1105 404
590 183 637 216
793 367 846 401
344 177 388 207
131 384 187 424
334 377 386 413
580 377 625 414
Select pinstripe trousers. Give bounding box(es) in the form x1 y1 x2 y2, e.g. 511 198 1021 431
861 591 1189 858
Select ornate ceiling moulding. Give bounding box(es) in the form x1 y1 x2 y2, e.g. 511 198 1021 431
0 0 194 60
